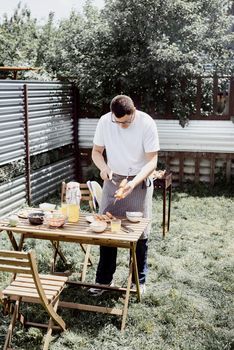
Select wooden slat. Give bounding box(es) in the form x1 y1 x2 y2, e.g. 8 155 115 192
19 273 68 282
61 182 92 203
0 266 31 274
39 274 68 282
7 295 43 303
66 280 136 293
2 289 53 300
11 281 62 291
0 251 28 259
59 301 123 316
24 321 61 330
15 276 65 286
4 285 55 296
0 258 30 267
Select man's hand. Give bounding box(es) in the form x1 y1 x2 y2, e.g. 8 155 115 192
100 166 112 180
115 180 135 200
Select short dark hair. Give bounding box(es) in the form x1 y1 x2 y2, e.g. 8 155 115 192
110 95 135 118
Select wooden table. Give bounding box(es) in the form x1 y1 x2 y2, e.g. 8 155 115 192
0 212 150 331
153 172 172 238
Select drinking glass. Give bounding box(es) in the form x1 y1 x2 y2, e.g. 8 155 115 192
110 219 121 232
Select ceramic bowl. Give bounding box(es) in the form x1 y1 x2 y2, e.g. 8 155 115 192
89 221 107 233
9 215 19 227
44 213 66 228
85 215 95 223
126 211 143 223
45 217 65 228
28 212 45 225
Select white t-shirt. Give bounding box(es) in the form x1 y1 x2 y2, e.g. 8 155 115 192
93 110 160 176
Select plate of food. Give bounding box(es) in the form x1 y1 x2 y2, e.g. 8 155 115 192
86 212 115 223
94 212 115 222
17 209 33 219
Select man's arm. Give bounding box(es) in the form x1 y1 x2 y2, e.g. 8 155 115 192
92 144 112 180
118 151 158 198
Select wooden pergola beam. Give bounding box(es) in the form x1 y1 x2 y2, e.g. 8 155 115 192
0 66 39 80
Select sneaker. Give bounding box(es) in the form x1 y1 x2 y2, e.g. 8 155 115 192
88 281 114 296
131 283 146 295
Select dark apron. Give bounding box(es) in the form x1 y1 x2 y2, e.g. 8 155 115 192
99 173 153 239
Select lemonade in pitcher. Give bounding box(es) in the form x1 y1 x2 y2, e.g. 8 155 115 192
61 203 68 217
67 204 80 222
65 182 81 223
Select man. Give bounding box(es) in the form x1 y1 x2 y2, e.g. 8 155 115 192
90 95 160 295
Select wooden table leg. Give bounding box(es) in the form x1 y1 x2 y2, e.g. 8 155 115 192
167 185 172 232
153 171 172 238
121 251 133 332
163 187 166 238
81 244 92 282
131 242 141 302
6 231 20 251
121 242 140 331
50 241 72 274
79 244 93 266
51 241 67 265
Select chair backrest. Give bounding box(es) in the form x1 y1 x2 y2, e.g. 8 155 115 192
0 249 66 330
0 250 32 275
61 181 93 211
86 181 103 212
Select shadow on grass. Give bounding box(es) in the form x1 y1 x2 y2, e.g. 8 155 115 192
61 283 127 331
0 286 126 349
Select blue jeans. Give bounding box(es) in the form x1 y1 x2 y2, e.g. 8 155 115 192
95 239 148 285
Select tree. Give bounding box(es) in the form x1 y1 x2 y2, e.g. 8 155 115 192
46 0 234 120
100 0 234 118
1 0 233 121
0 2 56 80
0 3 38 68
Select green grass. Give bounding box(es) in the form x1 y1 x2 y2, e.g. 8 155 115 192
0 184 233 350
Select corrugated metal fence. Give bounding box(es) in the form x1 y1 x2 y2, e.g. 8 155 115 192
0 80 76 217
78 118 234 185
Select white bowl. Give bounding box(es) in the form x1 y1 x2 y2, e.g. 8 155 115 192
126 211 143 223
39 203 56 211
9 215 19 227
85 215 95 223
90 221 107 233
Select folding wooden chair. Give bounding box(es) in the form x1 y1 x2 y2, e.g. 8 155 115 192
0 249 67 350
86 180 103 212
50 182 93 281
